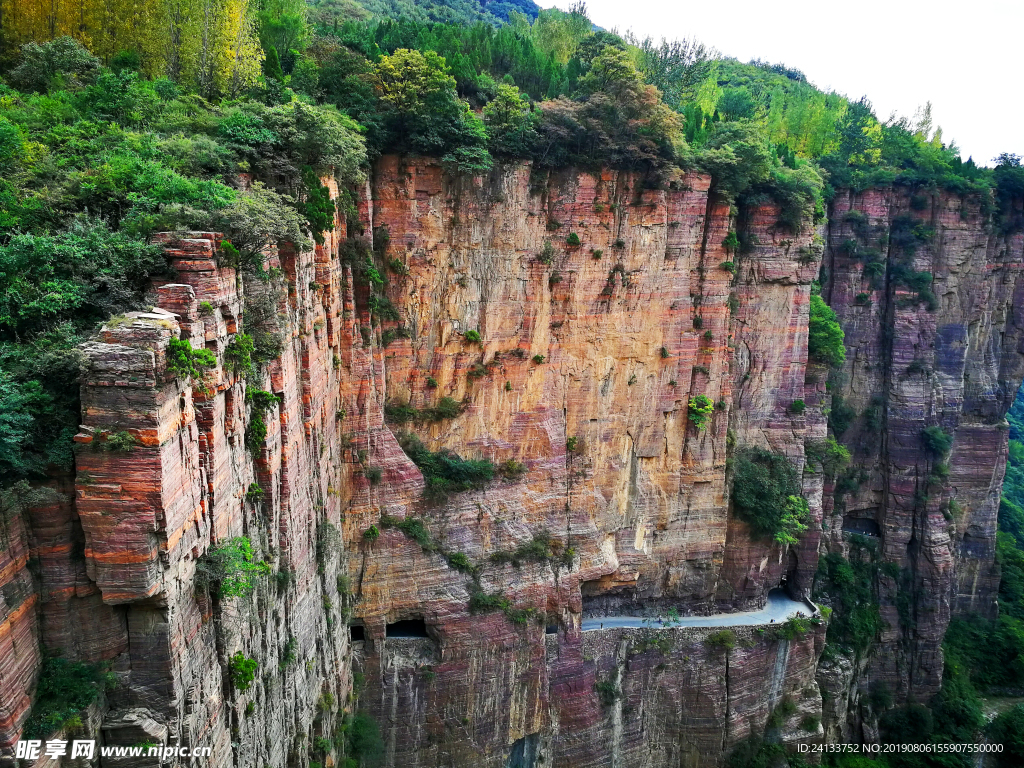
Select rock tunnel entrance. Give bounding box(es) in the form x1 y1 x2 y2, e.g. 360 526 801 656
386 619 430 638
842 516 881 537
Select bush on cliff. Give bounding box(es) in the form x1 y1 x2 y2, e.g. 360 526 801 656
804 436 850 476
198 538 271 600
228 652 258 691
731 448 809 545
22 657 113 738
987 704 1024 767
340 710 384 768
808 294 846 368
396 432 495 499
166 338 217 381
688 394 715 429
813 552 882 653
921 425 953 458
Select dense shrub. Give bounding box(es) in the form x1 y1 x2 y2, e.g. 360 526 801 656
343 711 385 767
229 652 258 691
166 338 217 380
595 680 619 707
828 394 857 437
373 48 492 173
22 658 111 738
245 389 281 457
813 552 882 653
987 704 1024 767
396 432 495 499
731 448 808 544
198 538 271 600
688 394 714 429
808 294 845 368
805 436 851 476
921 426 953 458
705 629 736 650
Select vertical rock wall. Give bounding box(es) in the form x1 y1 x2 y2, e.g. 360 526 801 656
820 187 1024 735
2 159 1021 768
345 159 828 767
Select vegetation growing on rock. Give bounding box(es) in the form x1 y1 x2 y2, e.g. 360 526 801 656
731 447 809 545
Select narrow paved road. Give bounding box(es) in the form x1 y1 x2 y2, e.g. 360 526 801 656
581 590 814 632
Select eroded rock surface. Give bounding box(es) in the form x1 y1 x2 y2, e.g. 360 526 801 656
1 161 1021 768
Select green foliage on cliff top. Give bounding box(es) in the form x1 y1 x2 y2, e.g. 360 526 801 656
0 2 1017 502
0 36 366 493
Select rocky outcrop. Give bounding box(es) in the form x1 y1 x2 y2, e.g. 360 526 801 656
820 187 1024 731
344 158 827 766
2 159 1021 768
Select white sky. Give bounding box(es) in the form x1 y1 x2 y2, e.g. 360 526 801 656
544 0 1021 166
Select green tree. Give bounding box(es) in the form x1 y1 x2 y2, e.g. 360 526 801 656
212 183 311 271
628 33 716 110
373 48 491 170
7 37 101 93
808 294 845 368
263 44 285 80
0 219 167 339
483 83 537 157
731 447 808 544
987 705 1024 767
258 0 309 70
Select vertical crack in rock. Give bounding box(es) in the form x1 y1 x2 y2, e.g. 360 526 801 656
4 164 1022 767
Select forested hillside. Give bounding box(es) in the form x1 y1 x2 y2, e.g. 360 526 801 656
4 0 1020 497
2 1 1024 767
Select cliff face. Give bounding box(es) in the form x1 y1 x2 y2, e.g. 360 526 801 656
1 159 1021 768
344 158 826 767
818 188 1024 739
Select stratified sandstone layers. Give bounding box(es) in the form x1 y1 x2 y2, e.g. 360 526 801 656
2 159 1021 768
345 159 827 767
2 218 358 766
819 187 1024 738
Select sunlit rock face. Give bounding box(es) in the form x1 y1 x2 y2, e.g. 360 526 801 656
3 160 1022 768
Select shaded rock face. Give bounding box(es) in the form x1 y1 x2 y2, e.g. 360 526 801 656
0 160 1020 768
819 187 1024 731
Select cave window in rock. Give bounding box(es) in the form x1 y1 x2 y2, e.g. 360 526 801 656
386 619 430 638
350 623 365 641
842 517 881 537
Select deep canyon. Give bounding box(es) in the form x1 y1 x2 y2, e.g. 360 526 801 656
2 156 1023 767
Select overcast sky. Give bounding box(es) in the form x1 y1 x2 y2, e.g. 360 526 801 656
545 0 1020 166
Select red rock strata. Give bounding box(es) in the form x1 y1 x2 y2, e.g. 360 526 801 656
1 160 1021 768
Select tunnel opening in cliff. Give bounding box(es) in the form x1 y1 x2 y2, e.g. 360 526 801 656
386 619 430 638
842 517 881 537
506 733 540 768
350 624 365 641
